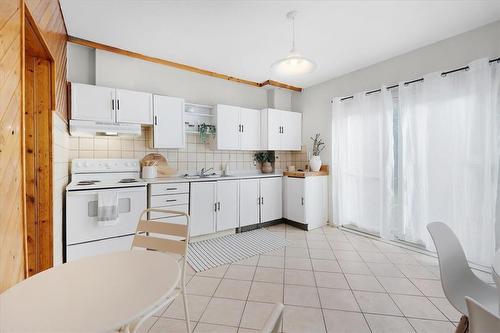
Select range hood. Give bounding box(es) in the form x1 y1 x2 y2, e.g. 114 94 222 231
69 120 141 137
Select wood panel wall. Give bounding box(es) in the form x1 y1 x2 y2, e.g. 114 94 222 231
0 0 66 292
0 0 26 292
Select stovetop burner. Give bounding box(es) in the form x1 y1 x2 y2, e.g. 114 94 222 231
77 180 101 185
118 178 138 183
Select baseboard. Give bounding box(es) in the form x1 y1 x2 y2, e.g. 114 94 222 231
237 219 284 233
282 219 308 231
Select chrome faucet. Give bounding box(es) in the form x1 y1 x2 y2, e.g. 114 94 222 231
200 167 214 177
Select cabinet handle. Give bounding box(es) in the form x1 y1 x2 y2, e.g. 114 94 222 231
117 99 120 110
258 197 260 205
166 199 177 202
241 124 244 132
218 202 221 211
112 99 115 110
301 197 304 205
165 187 177 191
214 203 217 212
282 126 284 134
261 197 264 205
154 116 158 126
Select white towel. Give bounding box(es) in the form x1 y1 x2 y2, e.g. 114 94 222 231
97 191 119 226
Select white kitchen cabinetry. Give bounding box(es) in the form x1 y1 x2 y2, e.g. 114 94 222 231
115 88 153 124
260 177 283 222
239 179 260 227
216 180 239 231
190 182 217 237
284 176 328 230
70 83 153 125
71 83 115 123
152 95 185 149
261 108 302 151
216 104 260 150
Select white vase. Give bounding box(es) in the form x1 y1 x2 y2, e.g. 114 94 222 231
309 155 322 172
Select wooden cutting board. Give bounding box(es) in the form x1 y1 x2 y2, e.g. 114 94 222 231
141 153 177 176
283 164 329 178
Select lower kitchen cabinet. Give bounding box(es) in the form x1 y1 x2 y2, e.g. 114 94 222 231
284 176 328 230
190 182 216 236
239 177 283 227
216 180 239 231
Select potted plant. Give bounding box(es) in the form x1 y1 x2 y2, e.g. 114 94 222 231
310 133 325 172
198 123 216 144
254 151 274 173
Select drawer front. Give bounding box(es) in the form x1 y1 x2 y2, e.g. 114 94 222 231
150 193 189 207
149 204 189 225
150 183 189 195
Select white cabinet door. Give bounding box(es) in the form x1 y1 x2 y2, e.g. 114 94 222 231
153 95 185 149
260 177 282 222
281 111 302 151
239 107 260 150
190 182 216 236
285 177 305 224
216 180 239 231
266 109 282 150
239 179 260 227
71 83 115 122
115 88 153 124
216 104 240 150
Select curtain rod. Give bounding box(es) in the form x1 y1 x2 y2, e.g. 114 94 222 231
336 57 500 102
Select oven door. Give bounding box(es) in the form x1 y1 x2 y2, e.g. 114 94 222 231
66 186 146 245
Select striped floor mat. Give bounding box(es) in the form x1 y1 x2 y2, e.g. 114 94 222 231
187 229 288 272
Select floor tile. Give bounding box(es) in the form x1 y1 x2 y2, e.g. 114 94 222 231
237 328 259 333
194 322 238 333
187 276 221 296
282 305 326 333
239 301 277 330
135 317 157 333
311 259 342 272
397 264 437 280
323 309 371 333
253 267 284 284
428 297 462 322
364 313 415 333
285 257 313 270
148 317 195 333
408 318 456 333
330 241 354 251
367 263 405 277
284 285 320 307
200 297 246 327
196 265 229 278
286 239 308 248
358 251 390 264
214 279 252 300
345 274 385 292
258 255 285 268
410 278 445 297
317 287 360 311
309 248 335 260
234 256 259 266
162 294 211 321
354 290 402 315
334 250 364 262
266 248 285 256
377 276 423 295
390 294 447 320
284 269 316 286
285 247 310 258
314 271 350 289
385 253 420 265
224 265 256 281
339 261 372 275
247 281 283 303
307 240 331 249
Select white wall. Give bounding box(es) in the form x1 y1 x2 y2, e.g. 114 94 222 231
293 20 500 224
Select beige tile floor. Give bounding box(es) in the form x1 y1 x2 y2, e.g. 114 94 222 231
139 224 494 333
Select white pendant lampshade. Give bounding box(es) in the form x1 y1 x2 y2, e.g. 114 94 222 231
271 11 316 76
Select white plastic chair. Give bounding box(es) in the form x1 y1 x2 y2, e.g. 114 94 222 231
260 303 284 333
427 222 498 315
126 208 192 333
465 297 500 333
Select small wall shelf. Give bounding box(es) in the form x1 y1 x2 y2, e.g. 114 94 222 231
184 102 215 134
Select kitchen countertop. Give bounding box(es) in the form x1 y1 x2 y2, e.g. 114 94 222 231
142 171 283 184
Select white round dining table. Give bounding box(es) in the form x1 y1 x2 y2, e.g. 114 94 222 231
0 251 180 333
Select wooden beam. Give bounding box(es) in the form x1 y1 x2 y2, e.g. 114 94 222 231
259 80 302 92
67 35 303 93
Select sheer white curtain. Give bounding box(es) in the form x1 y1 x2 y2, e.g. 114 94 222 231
332 89 395 237
399 58 500 266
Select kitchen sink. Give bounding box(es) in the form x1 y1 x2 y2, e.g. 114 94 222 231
183 173 233 179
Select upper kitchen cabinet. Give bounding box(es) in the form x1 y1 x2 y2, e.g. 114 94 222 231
152 95 185 149
71 83 116 123
115 88 153 124
261 109 302 151
216 104 260 150
70 83 153 125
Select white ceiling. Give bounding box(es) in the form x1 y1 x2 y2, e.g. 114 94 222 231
60 0 500 88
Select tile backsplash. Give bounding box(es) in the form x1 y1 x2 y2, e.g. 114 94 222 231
69 128 309 172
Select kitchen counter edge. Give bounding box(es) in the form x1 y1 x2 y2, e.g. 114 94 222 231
142 172 283 184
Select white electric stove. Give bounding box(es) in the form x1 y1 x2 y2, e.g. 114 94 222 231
65 159 147 262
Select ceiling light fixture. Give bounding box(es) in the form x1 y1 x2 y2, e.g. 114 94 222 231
271 10 316 76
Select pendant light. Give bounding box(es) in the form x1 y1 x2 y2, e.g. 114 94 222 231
271 10 316 76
